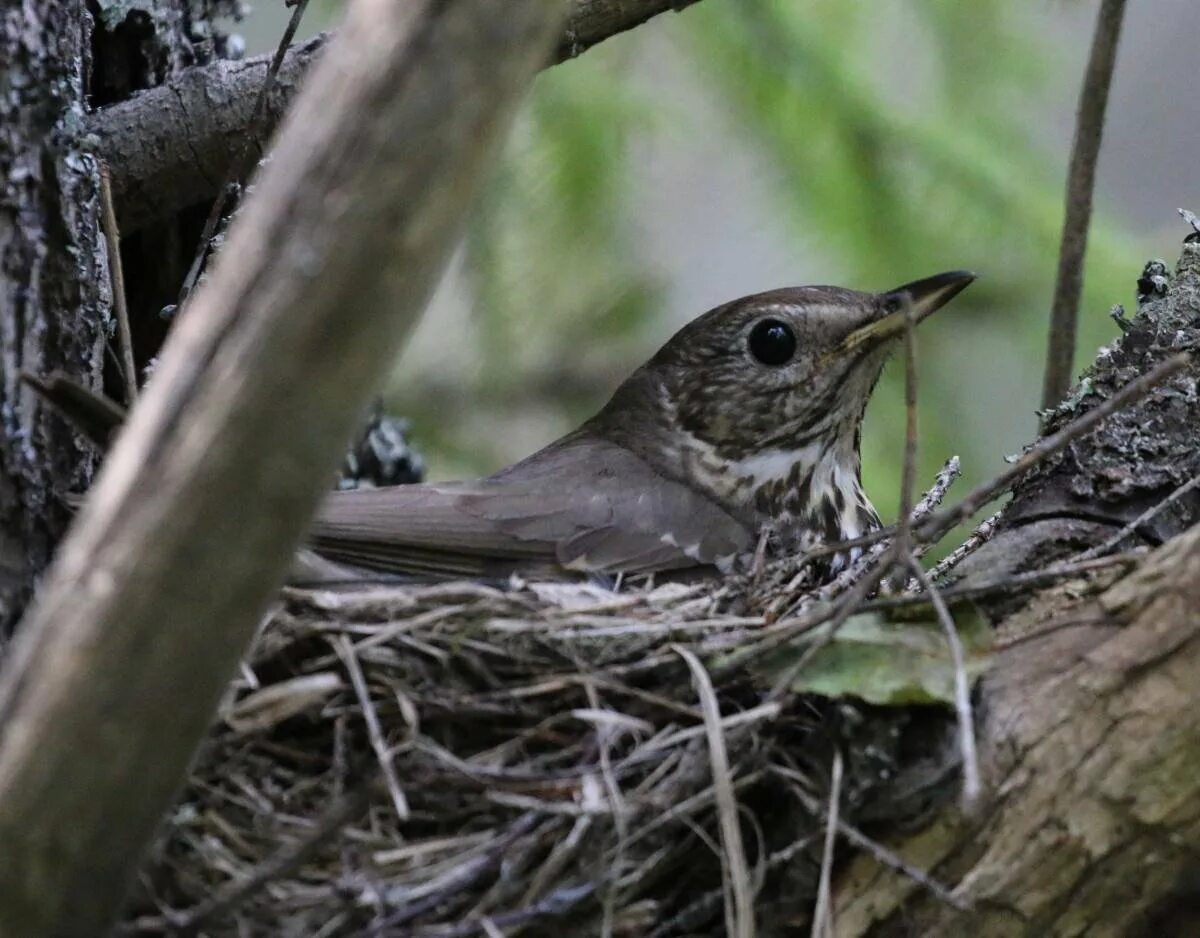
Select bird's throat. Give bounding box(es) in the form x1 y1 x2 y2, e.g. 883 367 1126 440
683 435 881 552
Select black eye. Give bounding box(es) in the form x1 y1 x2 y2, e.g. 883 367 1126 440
748 319 797 366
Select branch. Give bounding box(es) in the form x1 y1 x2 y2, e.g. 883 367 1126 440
833 241 1200 934
836 524 1200 935
1040 0 1128 409
86 0 707 231
0 0 564 934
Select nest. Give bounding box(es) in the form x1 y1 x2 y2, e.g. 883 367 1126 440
125 552 968 937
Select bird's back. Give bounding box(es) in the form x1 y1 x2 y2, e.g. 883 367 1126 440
309 432 755 580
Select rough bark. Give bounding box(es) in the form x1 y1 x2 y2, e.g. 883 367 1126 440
85 0 708 231
0 0 563 934
0 0 244 636
0 0 107 635
831 242 1200 936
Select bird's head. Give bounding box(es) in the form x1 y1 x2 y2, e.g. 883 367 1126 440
592 270 975 544
640 270 976 462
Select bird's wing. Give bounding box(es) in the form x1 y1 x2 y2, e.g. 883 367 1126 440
308 435 753 579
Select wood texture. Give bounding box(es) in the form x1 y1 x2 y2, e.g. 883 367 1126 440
0 0 106 633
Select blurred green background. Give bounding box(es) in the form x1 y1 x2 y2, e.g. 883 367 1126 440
244 0 1198 524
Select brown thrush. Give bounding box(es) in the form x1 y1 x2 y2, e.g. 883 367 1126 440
307 271 975 581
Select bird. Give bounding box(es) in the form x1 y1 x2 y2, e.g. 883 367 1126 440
304 271 975 584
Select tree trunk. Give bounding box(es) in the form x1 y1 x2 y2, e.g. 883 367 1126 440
0 0 244 634
0 0 105 632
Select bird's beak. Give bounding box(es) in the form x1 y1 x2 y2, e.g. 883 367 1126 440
837 270 976 356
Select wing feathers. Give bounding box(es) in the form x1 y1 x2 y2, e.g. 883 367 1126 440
309 435 753 579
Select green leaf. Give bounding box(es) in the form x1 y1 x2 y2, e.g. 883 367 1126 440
758 605 992 707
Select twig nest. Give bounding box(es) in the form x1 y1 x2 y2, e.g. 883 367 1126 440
129 573 961 936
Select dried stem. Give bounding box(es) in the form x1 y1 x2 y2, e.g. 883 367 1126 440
334 636 409 820
678 647 756 938
895 300 920 547
1041 0 1128 408
98 163 137 405
906 553 981 810
810 750 843 938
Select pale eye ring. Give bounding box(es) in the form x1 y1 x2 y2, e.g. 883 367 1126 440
748 318 797 366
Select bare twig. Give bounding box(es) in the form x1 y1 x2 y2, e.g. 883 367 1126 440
914 456 961 522
771 764 968 912
906 554 981 810
921 353 1189 544
896 300 920 546
677 647 756 938
809 750 843 938
334 636 409 820
98 163 137 405
1041 0 1128 408
1072 473 1200 562
867 552 1139 616
917 510 1000 587
177 0 312 308
139 782 373 934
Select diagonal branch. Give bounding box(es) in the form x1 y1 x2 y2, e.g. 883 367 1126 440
86 0 708 231
0 0 564 933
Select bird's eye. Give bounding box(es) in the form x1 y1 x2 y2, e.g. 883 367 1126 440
748 319 797 366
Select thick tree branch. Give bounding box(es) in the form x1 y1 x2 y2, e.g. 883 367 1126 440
0 0 563 933
832 241 1200 935
86 0 706 231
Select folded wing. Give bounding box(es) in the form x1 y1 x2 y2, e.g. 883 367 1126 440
309 434 753 579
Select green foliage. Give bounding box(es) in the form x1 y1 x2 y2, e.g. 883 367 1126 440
753 604 992 706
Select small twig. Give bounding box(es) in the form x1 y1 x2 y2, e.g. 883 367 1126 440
1042 0 1128 408
809 750 843 938
771 764 968 912
177 0 312 308
333 636 409 820
864 552 1141 616
676 647 756 938
832 811 966 912
895 299 920 548
584 683 628 938
1072 473 1200 562
906 554 982 811
158 783 372 934
879 298 921 595
920 354 1190 544
917 510 1000 587
98 163 138 405
914 456 961 521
